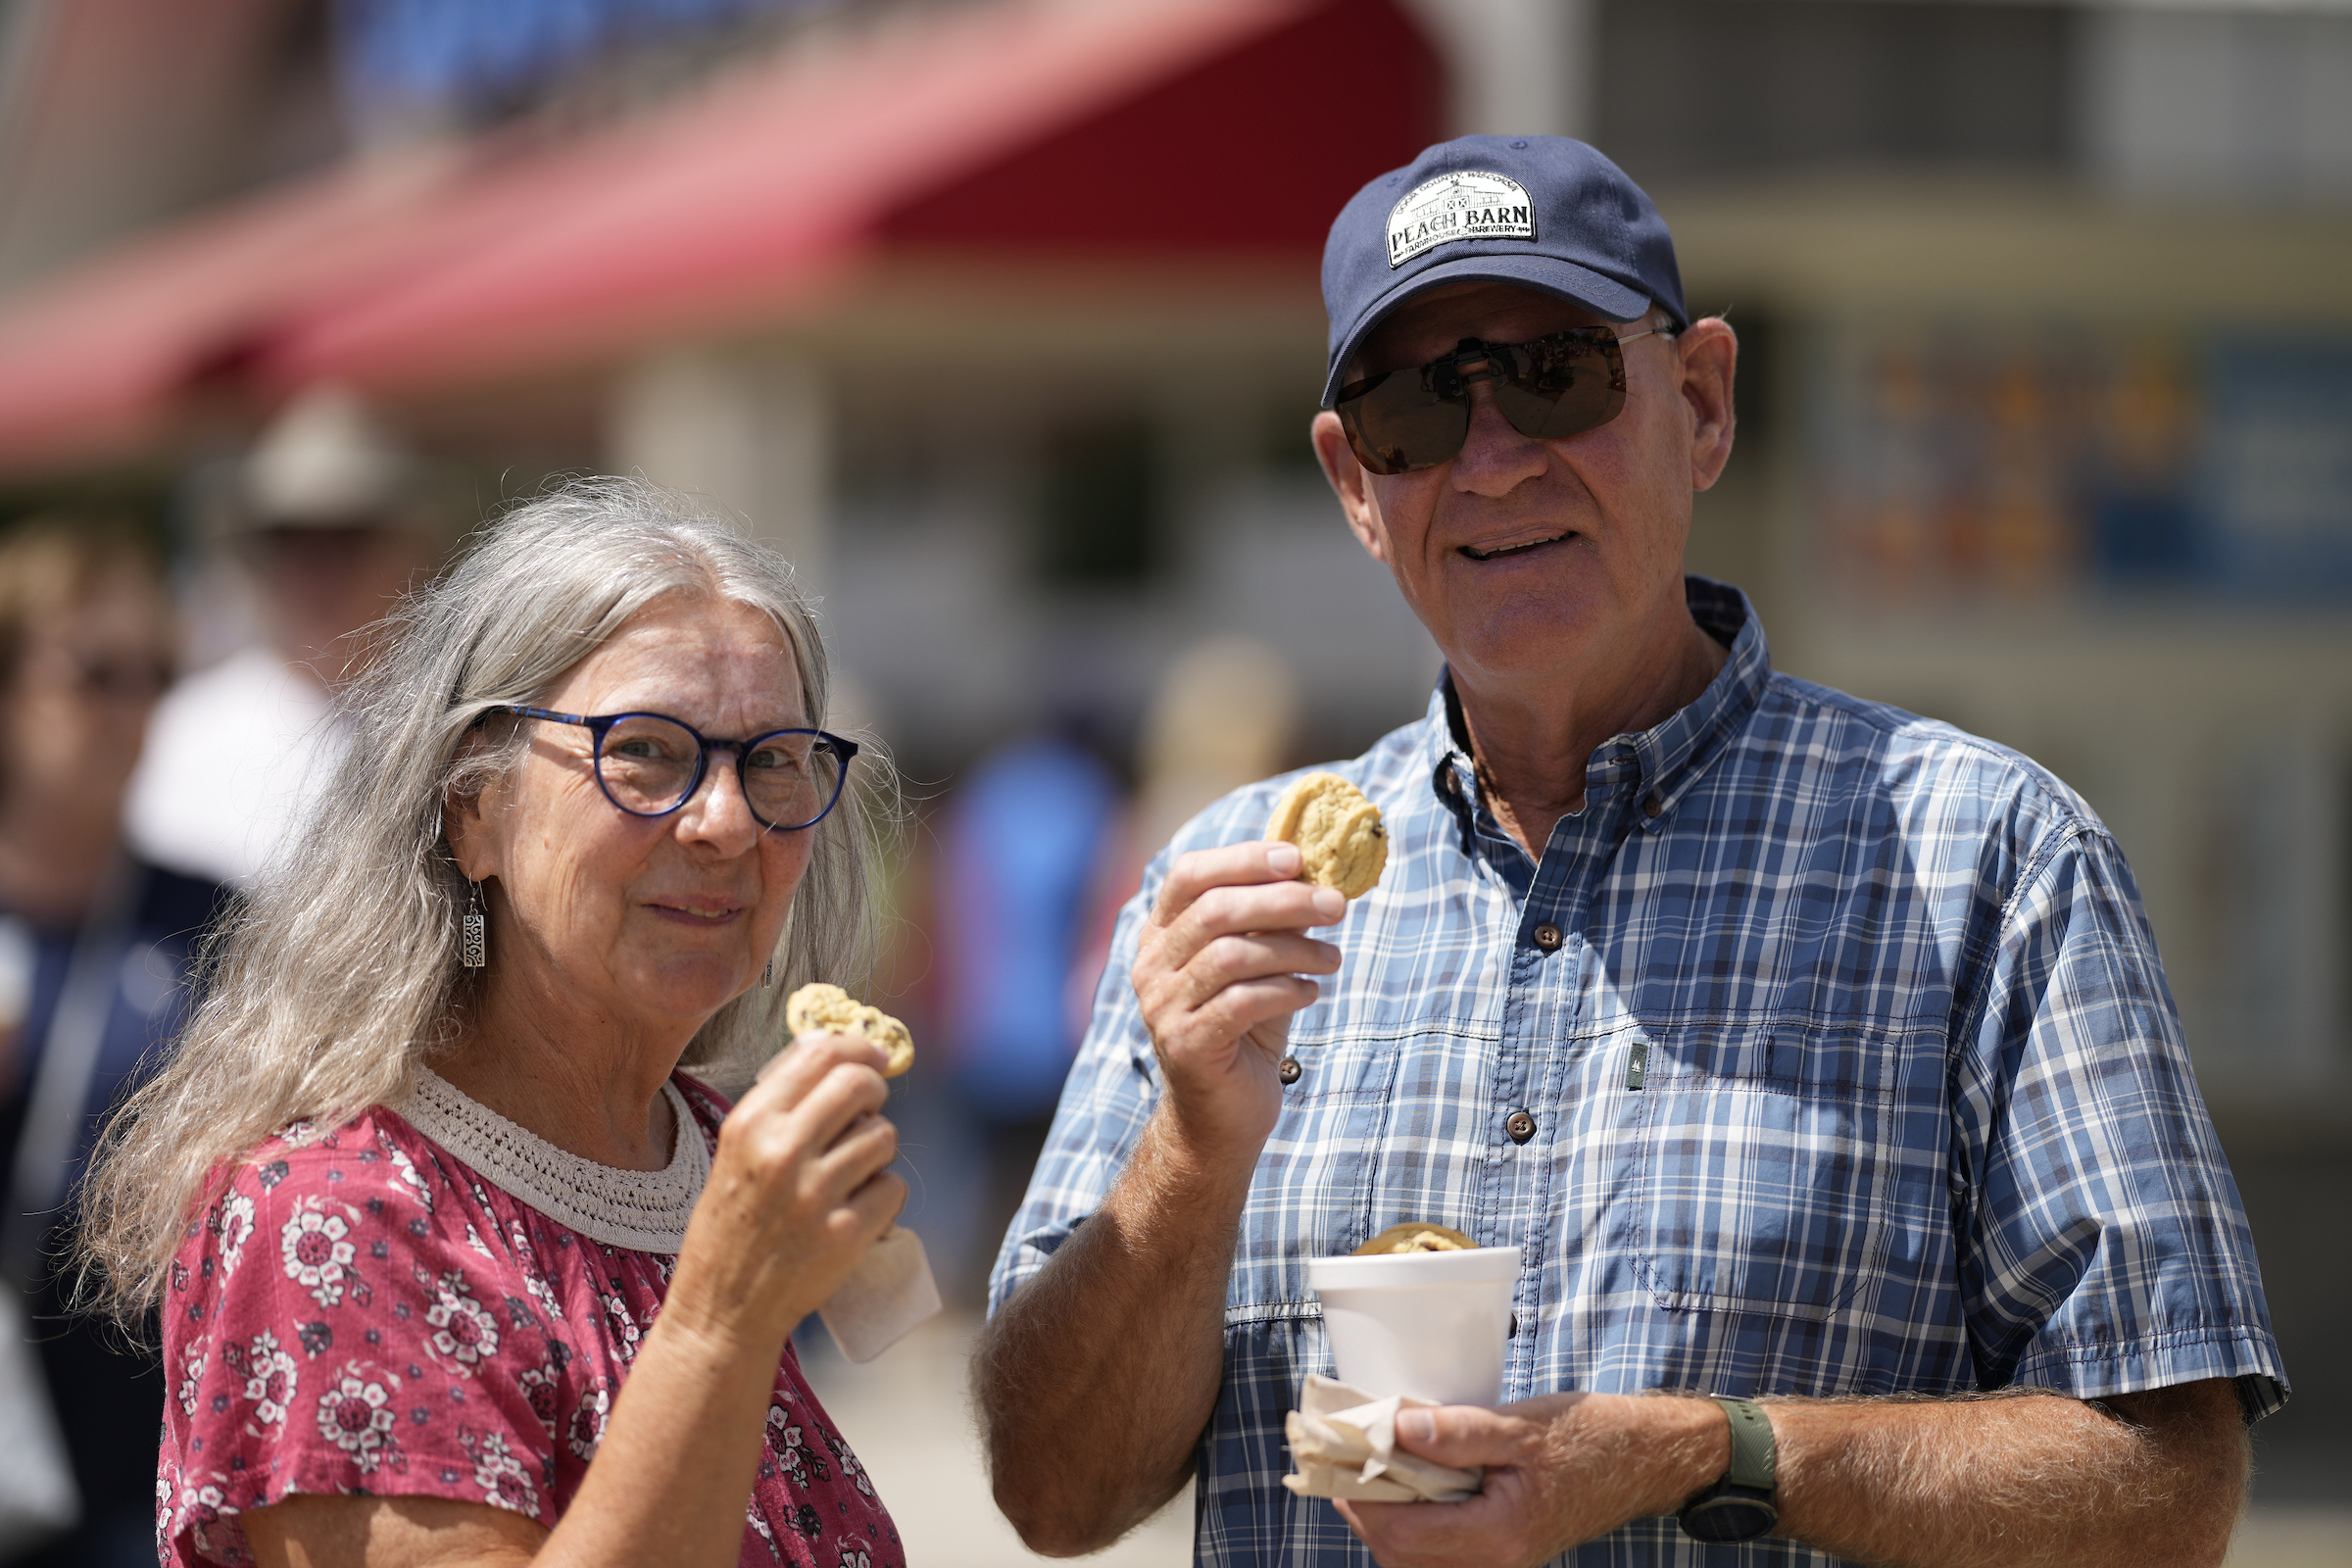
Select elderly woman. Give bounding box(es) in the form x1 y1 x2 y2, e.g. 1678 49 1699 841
80 480 906 1568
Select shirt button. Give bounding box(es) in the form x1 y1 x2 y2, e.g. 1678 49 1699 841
1278 1056 1302 1085
1642 791 1664 819
1532 922 1562 951
1504 1109 1537 1144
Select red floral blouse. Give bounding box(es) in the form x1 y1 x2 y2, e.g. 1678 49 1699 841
158 1074 901 1568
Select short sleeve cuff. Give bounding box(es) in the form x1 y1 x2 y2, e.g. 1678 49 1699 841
2010 1324 2289 1420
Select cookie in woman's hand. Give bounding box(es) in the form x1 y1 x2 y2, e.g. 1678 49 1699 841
785 983 914 1078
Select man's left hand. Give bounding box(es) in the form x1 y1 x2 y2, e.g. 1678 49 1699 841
1336 1394 1726 1568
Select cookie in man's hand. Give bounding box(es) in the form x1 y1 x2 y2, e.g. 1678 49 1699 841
1266 771 1388 899
785 983 914 1078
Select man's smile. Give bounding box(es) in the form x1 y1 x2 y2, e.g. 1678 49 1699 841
1460 530 1575 562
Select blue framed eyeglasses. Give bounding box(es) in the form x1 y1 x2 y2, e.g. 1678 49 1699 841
498 707 858 832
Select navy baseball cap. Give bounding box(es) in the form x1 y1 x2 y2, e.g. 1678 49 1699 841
1320 135 1688 407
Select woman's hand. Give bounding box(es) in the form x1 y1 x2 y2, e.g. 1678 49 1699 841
663 1032 906 1353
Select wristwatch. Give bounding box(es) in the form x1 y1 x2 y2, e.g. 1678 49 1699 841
1677 1396 1778 1544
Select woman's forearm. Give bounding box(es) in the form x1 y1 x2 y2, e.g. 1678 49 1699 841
974 1107 1255 1557
531 1310 789 1568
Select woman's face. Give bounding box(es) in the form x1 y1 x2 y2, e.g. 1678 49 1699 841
5 567 172 826
450 594 820 1040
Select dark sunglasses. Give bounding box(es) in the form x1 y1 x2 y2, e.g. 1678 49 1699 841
1334 324 1676 475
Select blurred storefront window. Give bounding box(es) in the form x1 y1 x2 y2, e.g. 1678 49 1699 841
1813 321 2352 604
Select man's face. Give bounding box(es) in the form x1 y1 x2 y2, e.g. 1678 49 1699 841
236 523 441 689
1311 281 1735 694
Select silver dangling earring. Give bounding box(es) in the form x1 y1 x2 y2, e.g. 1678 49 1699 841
462 882 487 970
762 956 775 989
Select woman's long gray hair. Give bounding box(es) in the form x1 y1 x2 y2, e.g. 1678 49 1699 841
78 477 891 1320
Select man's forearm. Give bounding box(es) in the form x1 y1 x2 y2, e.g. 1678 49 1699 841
1774 1379 2247 1568
975 1108 1252 1557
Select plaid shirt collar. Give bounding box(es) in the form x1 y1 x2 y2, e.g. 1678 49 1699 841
1426 575 1771 860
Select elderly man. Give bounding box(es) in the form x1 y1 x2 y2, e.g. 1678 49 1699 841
975 137 2282 1568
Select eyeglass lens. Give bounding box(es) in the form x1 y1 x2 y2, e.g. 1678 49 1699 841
1337 330 1630 475
595 714 846 830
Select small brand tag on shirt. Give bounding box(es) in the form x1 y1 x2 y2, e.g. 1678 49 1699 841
1387 171 1536 268
1626 1038 1649 1090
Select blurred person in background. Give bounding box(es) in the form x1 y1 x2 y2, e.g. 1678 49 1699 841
935 721 1124 1300
1061 635 1300 1093
0 517 226 1568
126 385 449 885
80 481 905 1568
978 136 2281 1568
927 646 1298 1305
1128 637 1300 867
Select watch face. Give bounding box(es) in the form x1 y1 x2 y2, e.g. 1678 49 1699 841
1680 1494 1779 1544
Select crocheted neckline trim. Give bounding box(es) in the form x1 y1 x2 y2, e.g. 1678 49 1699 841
396 1068 710 1254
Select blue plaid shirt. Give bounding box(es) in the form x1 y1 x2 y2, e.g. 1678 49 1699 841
989 579 2284 1568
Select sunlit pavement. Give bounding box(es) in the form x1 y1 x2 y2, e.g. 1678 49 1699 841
803 1311 1193 1567
807 1313 2348 1568
2231 1511 2352 1568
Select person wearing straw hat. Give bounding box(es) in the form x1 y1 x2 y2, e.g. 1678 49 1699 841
977 137 2280 1568
125 385 449 886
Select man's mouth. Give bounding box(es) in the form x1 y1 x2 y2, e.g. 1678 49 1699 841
1459 530 1574 562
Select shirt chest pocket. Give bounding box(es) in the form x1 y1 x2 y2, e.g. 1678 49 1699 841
1231 1024 1430 1305
1628 1019 1912 1323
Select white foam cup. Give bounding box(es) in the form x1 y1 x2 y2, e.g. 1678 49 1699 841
1305 1246 1520 1407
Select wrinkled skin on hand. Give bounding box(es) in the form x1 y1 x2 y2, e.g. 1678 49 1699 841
1131 840 1346 1161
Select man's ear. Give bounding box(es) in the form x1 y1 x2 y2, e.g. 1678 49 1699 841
1678 318 1739 493
1311 411 1392 565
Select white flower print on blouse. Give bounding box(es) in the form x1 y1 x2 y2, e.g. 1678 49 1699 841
746 1496 779 1558
464 1428 541 1516
384 1136 430 1212
826 1431 874 1499
566 1381 612 1462
838 1549 871 1568
517 1361 562 1437
240 1329 296 1429
175 1348 205 1419
765 1405 819 1488
280 1202 359 1308
315 1365 400 1474
214 1190 255 1277
600 1292 640 1363
423 1271 500 1372
178 1478 239 1559
508 1221 564 1322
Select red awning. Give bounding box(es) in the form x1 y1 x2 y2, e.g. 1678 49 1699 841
0 0 1438 475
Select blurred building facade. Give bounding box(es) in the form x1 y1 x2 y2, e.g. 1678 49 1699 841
0 0 2344 1511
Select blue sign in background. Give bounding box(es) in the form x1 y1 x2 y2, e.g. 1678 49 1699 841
2198 339 2352 600
334 0 815 118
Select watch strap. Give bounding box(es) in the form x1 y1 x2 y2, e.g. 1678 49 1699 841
1716 1397 1776 1492
1677 1396 1779 1544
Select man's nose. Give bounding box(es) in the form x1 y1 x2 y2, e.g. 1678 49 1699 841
1449 378 1548 497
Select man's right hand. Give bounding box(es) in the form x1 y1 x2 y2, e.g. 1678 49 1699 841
1131 840 1345 1160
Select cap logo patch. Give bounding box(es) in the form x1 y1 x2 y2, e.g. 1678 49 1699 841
1386 172 1535 269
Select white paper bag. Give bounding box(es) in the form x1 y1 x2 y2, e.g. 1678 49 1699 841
818 1226 941 1363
